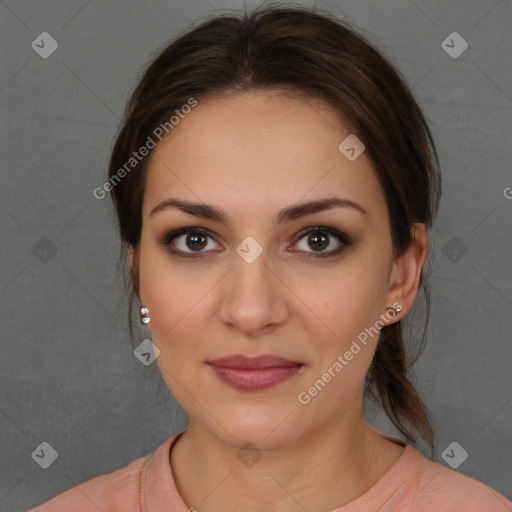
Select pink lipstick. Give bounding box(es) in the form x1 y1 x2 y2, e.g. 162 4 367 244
207 354 303 391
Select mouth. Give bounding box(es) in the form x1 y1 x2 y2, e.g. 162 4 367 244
206 354 304 391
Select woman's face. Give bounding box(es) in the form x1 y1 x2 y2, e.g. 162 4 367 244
135 90 407 450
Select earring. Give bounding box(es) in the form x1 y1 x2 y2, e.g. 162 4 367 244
385 304 402 318
140 306 150 325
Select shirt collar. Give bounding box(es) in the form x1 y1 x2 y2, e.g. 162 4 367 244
141 429 189 511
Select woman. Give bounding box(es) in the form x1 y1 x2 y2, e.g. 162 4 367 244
29 4 511 511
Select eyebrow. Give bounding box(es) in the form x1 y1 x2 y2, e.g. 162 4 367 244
149 196 368 224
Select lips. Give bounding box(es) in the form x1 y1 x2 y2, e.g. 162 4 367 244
207 354 304 391
208 354 303 369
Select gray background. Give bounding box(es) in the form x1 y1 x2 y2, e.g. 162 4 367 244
1 0 511 510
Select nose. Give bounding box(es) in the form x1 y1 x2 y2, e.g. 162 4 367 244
217 244 289 337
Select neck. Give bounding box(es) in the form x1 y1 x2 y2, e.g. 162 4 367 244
170 401 404 512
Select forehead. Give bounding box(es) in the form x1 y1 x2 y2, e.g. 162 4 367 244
142 90 386 220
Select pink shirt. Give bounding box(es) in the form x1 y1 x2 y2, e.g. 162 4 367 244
28 430 512 511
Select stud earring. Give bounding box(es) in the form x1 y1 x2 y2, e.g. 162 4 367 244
385 304 402 318
140 306 150 325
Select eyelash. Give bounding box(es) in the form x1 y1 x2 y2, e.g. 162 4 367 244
158 226 352 260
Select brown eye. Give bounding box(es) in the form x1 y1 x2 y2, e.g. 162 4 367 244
159 227 220 259
292 227 352 259
307 232 329 251
184 233 208 251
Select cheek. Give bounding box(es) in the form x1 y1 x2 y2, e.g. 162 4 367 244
139 260 213 405
307 262 389 343
137 243 213 352
141 267 211 344
294 279 385 409
295 250 391 395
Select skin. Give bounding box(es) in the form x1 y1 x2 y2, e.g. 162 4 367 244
128 90 428 512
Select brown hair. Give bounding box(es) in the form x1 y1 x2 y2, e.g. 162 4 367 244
107 3 441 448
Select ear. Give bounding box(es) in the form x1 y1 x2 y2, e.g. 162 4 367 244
383 223 428 323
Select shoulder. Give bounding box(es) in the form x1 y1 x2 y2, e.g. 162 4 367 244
391 445 512 511
27 451 152 512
